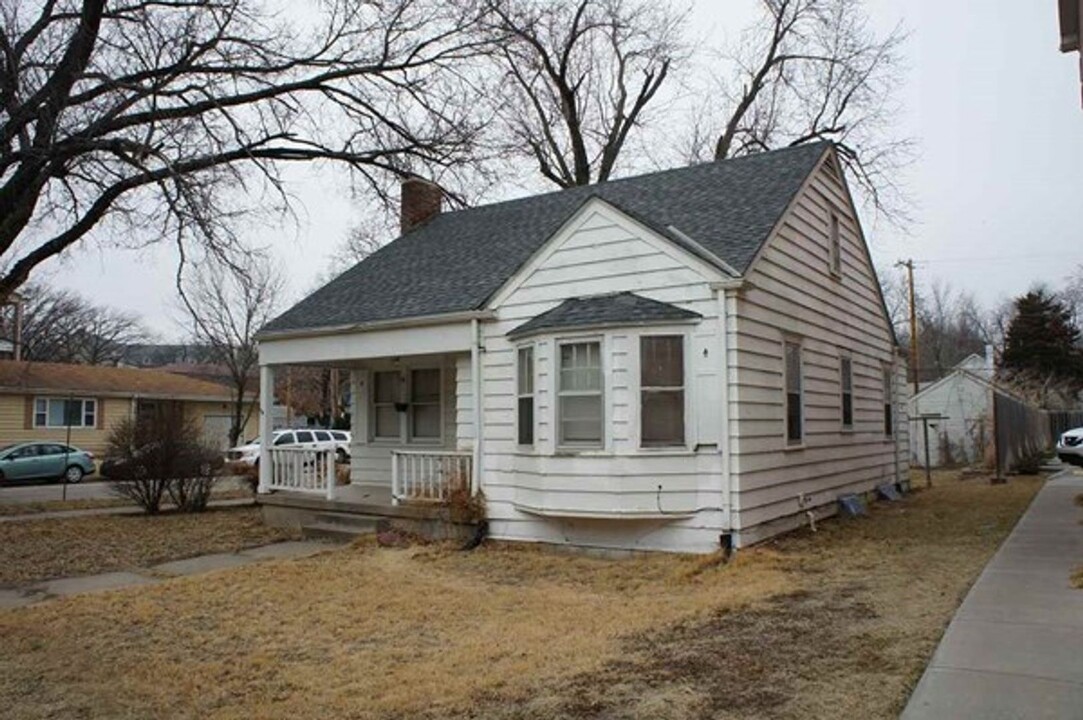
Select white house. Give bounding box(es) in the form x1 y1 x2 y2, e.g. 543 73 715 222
256 142 909 554
908 351 1037 468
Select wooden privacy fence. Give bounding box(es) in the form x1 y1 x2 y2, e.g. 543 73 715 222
1048 410 1083 440
993 393 1050 472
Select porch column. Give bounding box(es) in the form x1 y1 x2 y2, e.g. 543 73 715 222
257 364 275 494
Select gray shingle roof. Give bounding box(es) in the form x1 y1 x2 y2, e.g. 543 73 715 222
262 142 830 335
507 292 701 339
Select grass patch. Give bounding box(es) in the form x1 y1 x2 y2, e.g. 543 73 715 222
0 506 297 585
0 471 1044 720
1072 568 1083 589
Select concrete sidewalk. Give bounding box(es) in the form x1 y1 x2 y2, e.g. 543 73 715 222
0 496 254 523
0 539 336 610
901 471 1083 719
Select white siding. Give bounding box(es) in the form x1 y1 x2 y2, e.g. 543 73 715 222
483 202 731 554
909 371 991 467
729 156 909 543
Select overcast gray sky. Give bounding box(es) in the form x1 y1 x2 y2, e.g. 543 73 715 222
39 0 1083 340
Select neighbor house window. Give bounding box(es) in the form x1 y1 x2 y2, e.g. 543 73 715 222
840 356 853 428
34 398 96 428
640 335 685 447
829 212 842 276
784 341 803 444
372 371 400 440
517 346 534 446
883 366 894 437
558 340 603 447
409 369 441 440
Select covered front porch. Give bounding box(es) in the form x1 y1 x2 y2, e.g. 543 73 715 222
254 314 486 531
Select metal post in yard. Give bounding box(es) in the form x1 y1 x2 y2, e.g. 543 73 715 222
62 393 74 502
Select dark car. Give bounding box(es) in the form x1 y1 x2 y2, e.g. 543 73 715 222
0 442 96 484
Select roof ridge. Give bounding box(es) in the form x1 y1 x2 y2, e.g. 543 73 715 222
421 141 833 225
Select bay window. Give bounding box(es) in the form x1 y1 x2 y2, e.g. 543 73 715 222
640 335 685 447
517 346 534 446
558 340 603 447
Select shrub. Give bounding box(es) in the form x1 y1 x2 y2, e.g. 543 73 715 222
104 412 223 514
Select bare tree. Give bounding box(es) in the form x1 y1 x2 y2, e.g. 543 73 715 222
14 283 148 364
689 0 912 222
479 0 687 188
178 255 282 447
0 0 487 299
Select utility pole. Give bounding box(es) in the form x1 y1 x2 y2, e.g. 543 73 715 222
896 259 919 395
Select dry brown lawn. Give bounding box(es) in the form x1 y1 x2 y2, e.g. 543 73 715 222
0 506 296 585
0 470 1044 720
0 486 254 517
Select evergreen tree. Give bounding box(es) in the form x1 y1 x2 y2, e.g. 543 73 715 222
1000 289 1083 395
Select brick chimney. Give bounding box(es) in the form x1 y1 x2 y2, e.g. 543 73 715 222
400 176 443 234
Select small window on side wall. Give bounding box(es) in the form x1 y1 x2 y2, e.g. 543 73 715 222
640 336 685 447
829 212 842 276
517 346 534 446
883 366 894 437
784 341 803 445
840 356 853 428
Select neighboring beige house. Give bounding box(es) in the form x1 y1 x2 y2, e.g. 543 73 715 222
1060 0 1083 105
0 360 256 455
257 142 909 553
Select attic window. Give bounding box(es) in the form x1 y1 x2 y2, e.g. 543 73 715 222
829 212 842 277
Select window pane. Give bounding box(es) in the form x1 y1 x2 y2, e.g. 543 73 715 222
787 392 803 442
411 369 440 402
518 347 534 395
642 391 684 445
412 404 440 438
48 400 65 427
295 431 314 443
374 407 398 438
273 433 293 446
83 400 95 427
518 396 534 445
641 336 683 388
314 431 331 441
785 343 801 393
34 412 46 427
374 371 398 403
560 395 602 443
842 394 853 427
840 358 852 392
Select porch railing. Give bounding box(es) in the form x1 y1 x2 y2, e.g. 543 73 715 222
268 447 337 500
391 450 472 505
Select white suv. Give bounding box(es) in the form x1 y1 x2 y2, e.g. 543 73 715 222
1056 427 1083 466
226 429 351 467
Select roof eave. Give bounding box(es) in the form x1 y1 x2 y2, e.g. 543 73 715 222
257 309 496 342
507 316 701 342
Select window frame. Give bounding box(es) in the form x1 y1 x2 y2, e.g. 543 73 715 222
516 345 535 447
370 369 402 441
828 210 842 277
783 340 804 447
33 397 97 429
556 337 605 450
840 354 854 430
407 367 443 444
368 366 444 444
638 334 687 448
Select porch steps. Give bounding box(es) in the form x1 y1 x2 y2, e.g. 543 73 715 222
300 511 381 541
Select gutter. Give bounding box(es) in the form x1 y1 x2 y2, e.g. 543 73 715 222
256 310 496 343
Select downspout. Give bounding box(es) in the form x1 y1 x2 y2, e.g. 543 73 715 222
716 289 732 530
471 319 483 496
